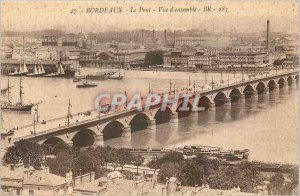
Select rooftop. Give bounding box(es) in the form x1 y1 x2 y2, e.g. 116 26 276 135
23 168 68 187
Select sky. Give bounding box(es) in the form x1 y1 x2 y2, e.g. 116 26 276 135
1 1 299 33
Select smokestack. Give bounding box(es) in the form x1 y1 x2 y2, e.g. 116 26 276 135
90 37 93 50
164 29 167 43
152 30 155 42
141 30 144 43
132 30 135 42
173 30 176 47
267 20 270 51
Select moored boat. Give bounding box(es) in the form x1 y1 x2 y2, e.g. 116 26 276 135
76 80 98 88
1 77 34 112
108 70 124 80
183 145 249 161
86 71 116 80
8 62 29 76
73 78 81 82
45 62 65 77
26 63 46 77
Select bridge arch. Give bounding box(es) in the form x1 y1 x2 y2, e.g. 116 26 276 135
213 91 227 106
154 106 173 124
278 78 285 88
243 84 255 98
176 101 193 118
198 96 212 111
229 88 242 102
72 129 96 147
255 82 266 94
267 79 277 91
295 74 299 83
102 120 125 141
287 76 293 85
129 113 151 132
41 136 66 148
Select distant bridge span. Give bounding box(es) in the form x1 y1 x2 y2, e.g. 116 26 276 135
2 70 299 148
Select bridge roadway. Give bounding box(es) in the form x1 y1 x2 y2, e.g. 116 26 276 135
1 69 299 148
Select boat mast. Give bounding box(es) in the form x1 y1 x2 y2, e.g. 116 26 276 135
67 99 71 127
19 77 23 105
22 36 25 68
7 76 11 104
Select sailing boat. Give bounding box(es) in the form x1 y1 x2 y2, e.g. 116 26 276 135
40 63 46 75
27 63 46 77
108 69 124 80
9 36 29 76
8 62 29 76
44 62 65 77
1 77 34 111
1 77 13 94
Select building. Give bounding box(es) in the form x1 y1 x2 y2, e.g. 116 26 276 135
188 52 218 68
1 46 13 59
1 164 73 196
41 36 58 46
218 51 269 68
35 48 60 61
175 37 204 47
79 47 148 68
163 50 190 68
1 164 25 195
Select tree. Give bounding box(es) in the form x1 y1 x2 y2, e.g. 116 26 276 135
46 151 73 177
92 146 113 166
158 162 181 183
132 154 144 175
116 148 134 172
42 141 70 155
145 50 164 66
73 150 97 176
3 140 45 169
178 160 206 186
267 173 285 195
148 151 184 169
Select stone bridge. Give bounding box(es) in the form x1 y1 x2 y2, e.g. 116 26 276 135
2 70 298 148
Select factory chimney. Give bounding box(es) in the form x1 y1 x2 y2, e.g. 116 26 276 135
141 30 144 43
164 29 167 43
267 20 270 51
173 30 176 47
152 30 155 42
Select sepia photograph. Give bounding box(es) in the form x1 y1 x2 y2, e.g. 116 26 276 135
0 0 299 195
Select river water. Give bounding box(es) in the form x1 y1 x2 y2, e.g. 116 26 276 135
1 69 298 164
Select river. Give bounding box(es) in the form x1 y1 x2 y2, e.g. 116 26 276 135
1 69 298 164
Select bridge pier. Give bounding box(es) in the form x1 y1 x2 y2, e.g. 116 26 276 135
269 85 279 94
223 98 231 107
190 111 198 117
208 103 216 111
260 87 269 96
122 126 132 139
238 94 246 104
250 91 258 99
94 133 104 147
170 112 178 123
66 140 73 147
147 119 156 131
